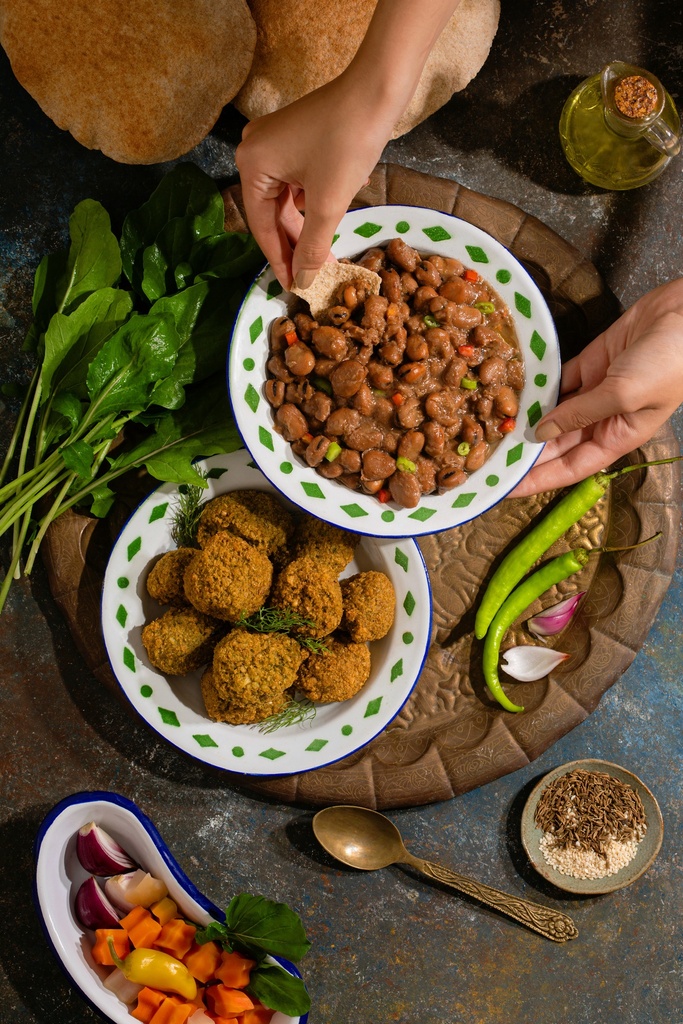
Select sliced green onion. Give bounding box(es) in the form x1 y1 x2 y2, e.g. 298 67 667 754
396 456 416 473
312 376 332 395
461 377 478 390
325 441 342 462
372 389 387 398
423 315 440 328
457 442 471 456
475 301 495 315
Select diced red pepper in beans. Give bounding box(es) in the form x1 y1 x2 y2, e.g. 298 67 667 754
265 241 525 509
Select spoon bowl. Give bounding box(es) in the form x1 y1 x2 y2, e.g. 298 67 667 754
313 804 578 943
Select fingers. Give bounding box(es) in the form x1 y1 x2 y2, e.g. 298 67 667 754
534 377 638 442
290 195 346 288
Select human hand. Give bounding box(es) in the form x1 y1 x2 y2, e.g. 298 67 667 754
510 278 683 497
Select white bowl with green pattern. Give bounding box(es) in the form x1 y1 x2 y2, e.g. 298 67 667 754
228 205 560 536
101 448 432 775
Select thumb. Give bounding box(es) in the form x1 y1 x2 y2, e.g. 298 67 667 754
291 201 343 289
535 380 633 441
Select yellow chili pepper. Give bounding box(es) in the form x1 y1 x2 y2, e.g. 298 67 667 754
107 938 197 1000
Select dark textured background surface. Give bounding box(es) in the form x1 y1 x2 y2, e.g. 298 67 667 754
1 2 682 1022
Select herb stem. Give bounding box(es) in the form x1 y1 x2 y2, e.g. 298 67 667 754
0 365 40 488
23 473 78 575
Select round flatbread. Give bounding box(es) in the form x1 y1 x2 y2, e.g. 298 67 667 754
236 0 500 136
0 0 257 164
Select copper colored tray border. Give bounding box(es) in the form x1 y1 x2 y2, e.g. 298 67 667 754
42 164 681 809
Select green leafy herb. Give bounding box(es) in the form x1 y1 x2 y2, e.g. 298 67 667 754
195 893 311 1016
236 606 329 654
0 164 263 614
257 696 317 734
170 471 209 548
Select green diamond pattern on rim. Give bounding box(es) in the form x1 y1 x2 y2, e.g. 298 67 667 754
530 330 547 360
123 647 135 672
302 481 325 499
116 604 127 628
149 502 168 523
403 591 416 616
332 233 340 244
396 220 410 233
340 503 368 518
258 426 274 451
527 401 543 427
515 293 532 319
266 280 283 300
364 697 383 718
355 222 382 238
193 734 218 748
423 226 452 242
159 708 180 727
306 739 328 752
390 659 404 682
534 373 547 387
127 537 141 561
260 748 286 760
249 316 263 343
496 269 512 284
465 245 489 263
506 442 524 466
245 383 260 413
408 506 436 521
395 548 409 572
451 492 476 508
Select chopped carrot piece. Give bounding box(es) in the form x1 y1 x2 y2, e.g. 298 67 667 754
284 330 298 346
92 928 130 966
499 416 516 434
148 995 194 1024
214 950 255 989
120 905 149 930
391 392 404 406
155 918 197 959
458 344 475 358
183 940 223 983
132 987 166 1023
120 906 163 948
209 1017 240 1024
377 488 391 503
240 1004 276 1024
151 897 178 926
463 268 478 282
206 985 254 1017
301 432 314 443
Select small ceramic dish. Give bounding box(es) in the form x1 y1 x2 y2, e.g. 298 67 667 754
228 204 560 537
101 447 432 776
34 791 307 1024
521 758 664 894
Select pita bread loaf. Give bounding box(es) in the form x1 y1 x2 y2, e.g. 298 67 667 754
0 0 257 164
290 261 381 320
236 0 499 136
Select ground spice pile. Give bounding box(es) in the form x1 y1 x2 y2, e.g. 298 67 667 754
534 769 647 879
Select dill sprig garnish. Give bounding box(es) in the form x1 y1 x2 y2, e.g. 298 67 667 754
170 473 209 548
256 696 317 733
236 606 329 654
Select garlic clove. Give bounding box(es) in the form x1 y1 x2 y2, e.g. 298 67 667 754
527 592 586 638
500 646 569 681
77 822 137 876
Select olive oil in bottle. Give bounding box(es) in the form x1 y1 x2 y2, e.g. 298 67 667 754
559 61 680 189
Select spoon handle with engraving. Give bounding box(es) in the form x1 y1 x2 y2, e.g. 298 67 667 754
404 854 578 942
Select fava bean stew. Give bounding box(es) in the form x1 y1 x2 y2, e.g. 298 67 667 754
265 238 525 509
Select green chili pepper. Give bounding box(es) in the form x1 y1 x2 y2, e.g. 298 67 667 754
483 548 590 712
312 376 332 395
457 442 471 456
475 301 496 315
474 471 610 640
325 441 342 462
396 456 416 473
461 377 477 390
423 315 440 328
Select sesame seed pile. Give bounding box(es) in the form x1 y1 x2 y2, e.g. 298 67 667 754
534 769 647 879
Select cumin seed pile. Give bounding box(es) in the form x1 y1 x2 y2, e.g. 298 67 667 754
534 769 647 879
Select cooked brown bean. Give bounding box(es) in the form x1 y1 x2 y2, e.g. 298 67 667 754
413 286 439 311
342 284 359 309
316 460 344 479
379 268 402 304
265 379 285 408
389 470 422 508
313 357 338 378
304 435 331 466
437 464 467 490
276 403 308 441
380 429 401 454
506 359 525 390
401 272 418 297
326 407 360 435
464 440 489 472
443 356 468 388
285 342 316 376
431 255 464 280
405 334 429 360
398 430 425 461
267 353 294 383
494 385 519 417
374 397 396 427
285 380 314 405
328 305 351 325
293 312 317 342
445 304 483 329
361 478 385 495
367 361 394 390
270 316 296 352
424 328 453 360
339 472 361 489
339 448 361 473
395 395 424 429
358 247 385 272
425 389 464 426
330 359 366 398
362 294 389 331
415 260 442 289
423 420 446 457
302 391 332 423
311 325 347 360
385 237 420 272
439 277 478 304
378 339 405 365
460 414 484 445
346 422 384 451
478 356 507 386
362 449 396 481
415 456 437 494
399 361 427 384
351 382 376 417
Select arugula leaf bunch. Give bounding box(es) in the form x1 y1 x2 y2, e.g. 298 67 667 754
0 164 263 613
196 893 312 1017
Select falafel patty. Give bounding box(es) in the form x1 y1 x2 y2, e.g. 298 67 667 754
146 547 196 606
270 556 343 638
200 664 290 725
296 636 371 702
141 606 226 676
210 628 304 716
196 489 294 555
183 531 273 621
292 516 359 574
340 571 396 642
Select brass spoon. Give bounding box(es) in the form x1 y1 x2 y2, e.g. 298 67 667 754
313 805 578 943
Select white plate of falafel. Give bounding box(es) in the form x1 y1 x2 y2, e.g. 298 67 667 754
101 448 432 775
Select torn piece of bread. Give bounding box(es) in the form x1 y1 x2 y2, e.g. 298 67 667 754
290 262 381 321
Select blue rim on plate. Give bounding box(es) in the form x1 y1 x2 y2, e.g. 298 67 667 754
34 791 308 1024
101 448 432 777
228 204 561 538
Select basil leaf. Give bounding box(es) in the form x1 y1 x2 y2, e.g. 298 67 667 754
247 963 310 1017
222 894 312 962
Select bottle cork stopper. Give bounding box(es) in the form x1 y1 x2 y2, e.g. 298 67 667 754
614 75 659 118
